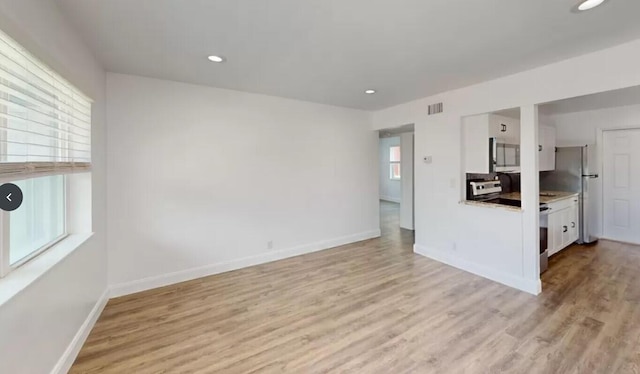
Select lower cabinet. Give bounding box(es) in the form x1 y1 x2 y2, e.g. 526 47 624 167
547 197 580 256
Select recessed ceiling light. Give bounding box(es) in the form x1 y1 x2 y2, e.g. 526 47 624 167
207 55 225 63
577 0 606 11
364 89 376 94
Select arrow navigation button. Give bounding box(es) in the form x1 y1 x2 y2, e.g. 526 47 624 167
0 183 23 211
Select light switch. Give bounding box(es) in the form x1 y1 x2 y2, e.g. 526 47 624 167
423 156 433 164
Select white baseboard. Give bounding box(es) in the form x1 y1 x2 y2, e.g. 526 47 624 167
380 196 401 203
598 237 640 246
109 229 381 298
413 244 541 295
51 289 109 374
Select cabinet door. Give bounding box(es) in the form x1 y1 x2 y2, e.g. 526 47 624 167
560 208 572 249
548 210 563 256
568 203 579 243
559 204 581 248
539 125 556 171
489 114 520 143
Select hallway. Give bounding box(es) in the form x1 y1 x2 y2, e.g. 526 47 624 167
379 200 415 251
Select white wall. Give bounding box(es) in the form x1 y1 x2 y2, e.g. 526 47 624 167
549 103 640 240
0 1 107 373
551 104 640 146
378 137 401 202
400 133 414 230
107 73 379 294
373 38 640 294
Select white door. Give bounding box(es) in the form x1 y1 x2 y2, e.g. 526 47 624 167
603 129 640 244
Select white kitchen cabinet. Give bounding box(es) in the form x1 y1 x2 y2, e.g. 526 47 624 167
567 203 579 244
539 125 556 171
547 196 580 256
463 113 521 173
489 114 520 143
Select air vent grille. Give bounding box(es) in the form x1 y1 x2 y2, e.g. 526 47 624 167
428 102 443 115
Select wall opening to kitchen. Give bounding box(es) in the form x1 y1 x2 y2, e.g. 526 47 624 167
461 107 545 290
538 85 640 250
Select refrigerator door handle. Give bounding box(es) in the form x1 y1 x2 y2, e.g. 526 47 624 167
583 174 599 178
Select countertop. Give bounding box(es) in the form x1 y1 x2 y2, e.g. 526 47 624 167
461 190 579 211
461 199 522 212
498 191 579 204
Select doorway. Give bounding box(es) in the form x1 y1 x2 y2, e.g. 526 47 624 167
378 124 414 238
603 129 640 244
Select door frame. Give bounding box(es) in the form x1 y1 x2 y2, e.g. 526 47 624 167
597 126 640 242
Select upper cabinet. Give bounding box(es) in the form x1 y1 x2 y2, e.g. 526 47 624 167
539 125 556 172
463 113 521 174
489 114 520 143
463 113 557 173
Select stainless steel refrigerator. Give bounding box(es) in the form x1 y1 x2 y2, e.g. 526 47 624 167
540 145 599 244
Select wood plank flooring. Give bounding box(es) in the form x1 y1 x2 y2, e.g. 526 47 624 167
71 201 640 373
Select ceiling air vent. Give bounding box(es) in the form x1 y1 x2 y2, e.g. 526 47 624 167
428 102 443 115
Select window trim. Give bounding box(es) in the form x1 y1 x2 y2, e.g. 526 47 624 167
0 232 93 307
0 211 8 277
0 175 69 277
8 233 68 272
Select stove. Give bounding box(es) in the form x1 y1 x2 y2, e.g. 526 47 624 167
468 180 503 201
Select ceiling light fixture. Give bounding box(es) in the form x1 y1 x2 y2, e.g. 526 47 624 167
207 55 226 63
577 0 606 11
364 89 376 94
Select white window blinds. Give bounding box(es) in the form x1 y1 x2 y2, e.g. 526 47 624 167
0 29 92 180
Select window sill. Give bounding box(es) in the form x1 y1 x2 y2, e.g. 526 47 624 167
0 232 94 306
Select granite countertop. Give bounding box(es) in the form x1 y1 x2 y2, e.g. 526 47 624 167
461 190 579 211
460 200 522 212
498 191 579 204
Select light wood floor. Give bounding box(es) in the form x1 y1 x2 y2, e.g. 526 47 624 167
71 201 640 373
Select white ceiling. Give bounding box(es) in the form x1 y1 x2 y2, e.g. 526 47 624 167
480 84 640 119
541 85 640 115
55 0 640 111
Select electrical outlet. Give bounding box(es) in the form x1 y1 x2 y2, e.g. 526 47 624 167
423 156 433 164
267 240 273 250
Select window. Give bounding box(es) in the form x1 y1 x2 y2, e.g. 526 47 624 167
8 175 65 265
390 146 401 180
0 28 91 277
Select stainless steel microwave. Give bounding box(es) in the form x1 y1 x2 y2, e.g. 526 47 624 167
490 137 520 172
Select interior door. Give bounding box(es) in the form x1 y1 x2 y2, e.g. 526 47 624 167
603 129 640 244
